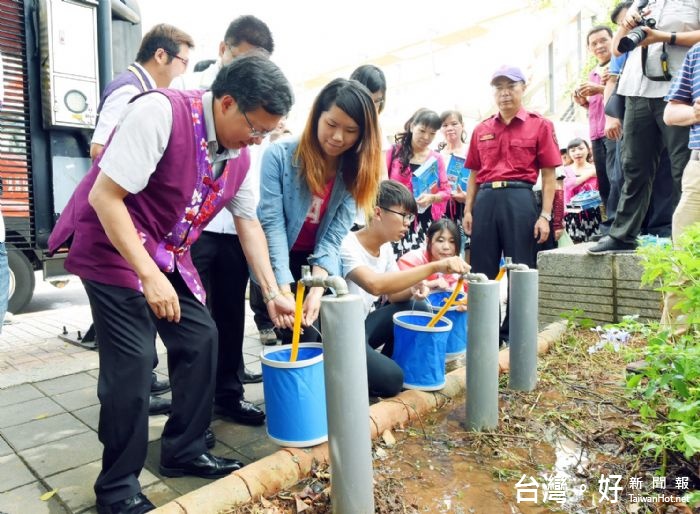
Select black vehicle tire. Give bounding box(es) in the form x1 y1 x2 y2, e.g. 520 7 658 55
7 246 35 314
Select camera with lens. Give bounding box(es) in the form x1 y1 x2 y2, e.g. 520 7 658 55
617 0 656 52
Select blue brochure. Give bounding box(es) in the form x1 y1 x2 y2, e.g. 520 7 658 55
411 156 439 198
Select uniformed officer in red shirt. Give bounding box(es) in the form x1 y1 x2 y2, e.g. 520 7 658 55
463 65 561 344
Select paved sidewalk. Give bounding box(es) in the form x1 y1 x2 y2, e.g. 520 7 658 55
0 281 279 513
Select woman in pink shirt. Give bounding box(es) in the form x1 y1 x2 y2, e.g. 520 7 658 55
387 108 450 258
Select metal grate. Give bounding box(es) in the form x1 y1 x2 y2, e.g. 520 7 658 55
0 0 35 249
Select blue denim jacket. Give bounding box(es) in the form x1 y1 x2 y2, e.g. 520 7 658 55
257 138 356 285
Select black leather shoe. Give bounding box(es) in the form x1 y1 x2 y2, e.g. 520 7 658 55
150 373 170 395
588 236 637 255
215 399 265 426
96 492 155 514
159 452 244 478
242 369 263 384
148 395 171 416
204 427 215 449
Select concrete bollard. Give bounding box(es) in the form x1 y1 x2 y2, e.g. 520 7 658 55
464 277 500 431
508 268 539 391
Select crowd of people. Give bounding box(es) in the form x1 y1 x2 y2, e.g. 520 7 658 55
583 0 699 256
1 1 692 512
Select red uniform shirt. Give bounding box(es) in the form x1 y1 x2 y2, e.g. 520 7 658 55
466 108 561 184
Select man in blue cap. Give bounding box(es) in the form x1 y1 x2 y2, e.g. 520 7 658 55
462 65 561 345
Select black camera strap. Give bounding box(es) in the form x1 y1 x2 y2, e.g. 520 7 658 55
641 43 672 81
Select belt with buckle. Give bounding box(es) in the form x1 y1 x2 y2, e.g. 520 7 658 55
480 181 534 190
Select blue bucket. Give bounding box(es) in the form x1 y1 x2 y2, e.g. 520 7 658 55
427 291 468 361
392 311 452 391
261 343 327 447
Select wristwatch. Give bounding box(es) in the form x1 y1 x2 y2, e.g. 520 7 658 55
262 289 280 304
539 212 552 222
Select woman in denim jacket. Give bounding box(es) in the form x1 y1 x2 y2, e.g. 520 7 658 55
258 78 383 335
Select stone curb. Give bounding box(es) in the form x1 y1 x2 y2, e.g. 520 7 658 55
154 321 568 513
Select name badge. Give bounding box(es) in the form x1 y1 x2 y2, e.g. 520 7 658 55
479 134 495 141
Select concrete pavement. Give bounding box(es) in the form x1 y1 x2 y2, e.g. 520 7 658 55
0 277 278 513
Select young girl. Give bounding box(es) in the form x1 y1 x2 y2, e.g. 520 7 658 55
397 219 465 293
258 78 382 334
387 109 450 258
563 138 601 243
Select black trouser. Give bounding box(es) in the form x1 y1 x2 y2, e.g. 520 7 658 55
592 137 612 208
611 96 689 243
469 186 538 342
365 300 429 397
641 149 675 237
190 232 248 405
84 272 216 505
533 189 556 251
600 137 621 232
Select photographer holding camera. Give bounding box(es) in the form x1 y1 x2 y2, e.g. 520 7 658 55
589 0 700 255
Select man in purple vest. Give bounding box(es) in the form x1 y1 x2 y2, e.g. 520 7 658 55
89 23 194 416
49 54 295 514
90 23 194 160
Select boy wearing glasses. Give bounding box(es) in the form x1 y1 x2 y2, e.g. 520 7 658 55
340 180 469 398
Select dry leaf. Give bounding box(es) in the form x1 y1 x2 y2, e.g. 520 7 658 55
382 429 396 447
260 496 273 508
40 489 57 501
295 495 309 512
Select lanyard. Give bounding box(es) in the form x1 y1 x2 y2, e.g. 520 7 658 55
641 43 672 81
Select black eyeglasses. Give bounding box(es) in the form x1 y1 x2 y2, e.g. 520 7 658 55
241 110 272 138
165 50 189 67
380 206 415 223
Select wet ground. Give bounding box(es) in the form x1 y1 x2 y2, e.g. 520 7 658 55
231 329 698 513
375 399 556 514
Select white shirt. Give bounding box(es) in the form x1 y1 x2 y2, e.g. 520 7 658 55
340 232 398 317
91 63 155 145
99 91 255 220
618 0 700 99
